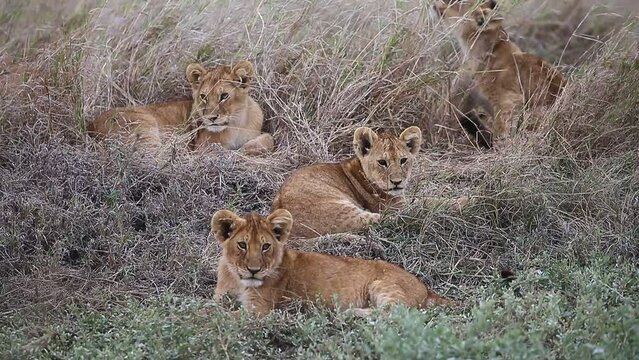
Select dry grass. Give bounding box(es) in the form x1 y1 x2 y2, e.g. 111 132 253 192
1 0 638 353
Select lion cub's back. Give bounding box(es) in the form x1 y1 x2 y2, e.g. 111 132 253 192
290 250 432 307
514 53 566 105
273 162 353 209
272 161 362 237
87 100 193 139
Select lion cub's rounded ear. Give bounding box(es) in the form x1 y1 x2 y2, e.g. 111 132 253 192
211 209 243 243
231 60 254 89
353 127 378 158
266 209 293 243
186 63 206 85
399 126 422 156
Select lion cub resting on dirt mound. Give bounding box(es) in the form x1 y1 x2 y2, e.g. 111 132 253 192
87 61 273 155
212 209 452 317
431 0 566 147
272 126 422 238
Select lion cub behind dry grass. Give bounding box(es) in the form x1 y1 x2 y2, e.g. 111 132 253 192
272 126 422 238
432 0 566 147
87 60 273 156
212 209 452 317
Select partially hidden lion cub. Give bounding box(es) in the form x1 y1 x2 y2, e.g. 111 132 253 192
212 209 452 317
431 0 566 147
272 126 422 238
87 61 274 155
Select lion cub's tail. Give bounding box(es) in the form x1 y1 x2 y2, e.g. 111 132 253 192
459 111 492 149
423 291 460 308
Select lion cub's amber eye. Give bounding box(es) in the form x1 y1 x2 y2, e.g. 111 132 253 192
220 93 229 102
477 17 485 26
262 243 271 252
237 241 247 251
400 157 408 165
377 159 388 168
199 93 207 103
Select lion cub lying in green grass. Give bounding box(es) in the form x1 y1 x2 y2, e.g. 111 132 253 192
212 209 453 317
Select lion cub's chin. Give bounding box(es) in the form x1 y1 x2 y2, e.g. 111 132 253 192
387 189 405 197
203 124 228 133
240 278 264 288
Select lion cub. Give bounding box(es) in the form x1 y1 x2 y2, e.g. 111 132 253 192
272 126 422 238
432 0 566 146
87 61 274 155
212 209 452 317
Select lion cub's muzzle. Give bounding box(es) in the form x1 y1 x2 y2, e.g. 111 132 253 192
196 114 229 132
238 266 266 288
386 179 405 195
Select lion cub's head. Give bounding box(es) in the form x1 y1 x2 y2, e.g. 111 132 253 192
211 209 293 288
353 126 422 196
186 61 255 132
431 1 503 46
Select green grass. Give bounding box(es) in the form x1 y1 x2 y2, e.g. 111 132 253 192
2 256 636 359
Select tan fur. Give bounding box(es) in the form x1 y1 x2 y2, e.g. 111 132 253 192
212 209 452 317
432 0 566 139
87 61 273 155
272 126 422 238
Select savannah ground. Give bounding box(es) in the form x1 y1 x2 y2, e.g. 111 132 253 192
1 0 638 358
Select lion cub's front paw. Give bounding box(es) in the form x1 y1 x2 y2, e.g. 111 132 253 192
345 307 373 317
240 134 275 156
371 212 382 223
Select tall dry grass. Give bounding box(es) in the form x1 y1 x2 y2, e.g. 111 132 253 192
0 0 637 320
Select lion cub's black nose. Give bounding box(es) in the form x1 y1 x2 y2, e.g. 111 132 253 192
248 267 261 275
391 179 403 186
